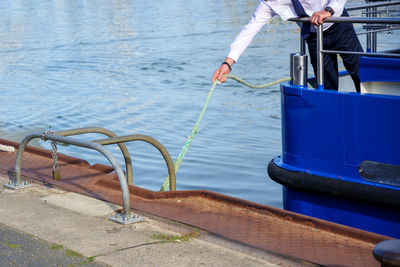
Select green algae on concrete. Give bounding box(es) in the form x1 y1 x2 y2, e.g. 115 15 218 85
152 229 200 244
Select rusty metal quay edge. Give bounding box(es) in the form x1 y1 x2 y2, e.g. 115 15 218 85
0 138 389 266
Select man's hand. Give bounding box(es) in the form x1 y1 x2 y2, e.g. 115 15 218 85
310 10 332 26
212 58 235 83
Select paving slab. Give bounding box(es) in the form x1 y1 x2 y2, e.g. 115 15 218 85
40 192 119 217
0 173 302 267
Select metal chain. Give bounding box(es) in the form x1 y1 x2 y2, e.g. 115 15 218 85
41 130 60 172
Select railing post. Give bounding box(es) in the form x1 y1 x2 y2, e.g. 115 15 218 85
366 6 372 52
3 134 37 190
316 24 324 89
300 37 306 54
372 6 378 52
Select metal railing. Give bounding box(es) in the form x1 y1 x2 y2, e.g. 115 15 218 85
56 127 176 190
92 134 176 191
347 0 400 52
6 132 143 224
346 1 400 11
4 128 177 224
55 127 133 185
289 13 400 89
6 128 176 191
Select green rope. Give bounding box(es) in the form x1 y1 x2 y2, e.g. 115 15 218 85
160 74 289 191
226 74 290 89
159 79 218 191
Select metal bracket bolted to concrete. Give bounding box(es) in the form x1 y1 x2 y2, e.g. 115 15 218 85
3 180 34 190
109 213 146 225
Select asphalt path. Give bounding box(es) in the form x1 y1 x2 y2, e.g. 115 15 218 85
0 222 107 267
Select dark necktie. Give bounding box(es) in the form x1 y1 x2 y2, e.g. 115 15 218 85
291 0 311 39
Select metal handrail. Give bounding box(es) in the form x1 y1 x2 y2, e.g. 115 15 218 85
320 50 400 58
290 1 400 52
54 128 176 190
55 127 133 185
93 134 176 191
346 1 400 12
10 133 141 224
357 26 400 35
289 17 400 24
288 16 400 89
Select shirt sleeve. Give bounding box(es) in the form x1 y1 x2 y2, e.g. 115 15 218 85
227 0 276 62
327 0 347 17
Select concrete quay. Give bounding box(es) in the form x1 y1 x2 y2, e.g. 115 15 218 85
0 174 303 267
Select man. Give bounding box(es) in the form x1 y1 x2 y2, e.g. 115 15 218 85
212 0 363 92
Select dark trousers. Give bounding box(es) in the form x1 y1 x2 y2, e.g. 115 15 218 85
306 10 363 91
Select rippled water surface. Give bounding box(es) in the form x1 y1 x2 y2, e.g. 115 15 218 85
0 0 398 207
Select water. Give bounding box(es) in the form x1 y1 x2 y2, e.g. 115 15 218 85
0 0 398 208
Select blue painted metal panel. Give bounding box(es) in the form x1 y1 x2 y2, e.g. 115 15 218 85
280 82 400 181
343 93 400 166
360 57 400 83
281 84 344 170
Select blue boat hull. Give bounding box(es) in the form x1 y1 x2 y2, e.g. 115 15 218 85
268 158 400 238
283 186 400 238
268 75 400 238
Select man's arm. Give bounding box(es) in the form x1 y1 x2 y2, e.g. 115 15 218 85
212 0 276 83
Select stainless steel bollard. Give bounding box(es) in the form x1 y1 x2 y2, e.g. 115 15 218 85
290 53 308 87
290 52 301 83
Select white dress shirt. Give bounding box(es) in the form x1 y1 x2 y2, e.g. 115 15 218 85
227 0 347 62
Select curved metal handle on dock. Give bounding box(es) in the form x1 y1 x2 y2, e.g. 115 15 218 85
55 127 133 185
13 133 134 222
93 134 176 191
54 127 176 190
